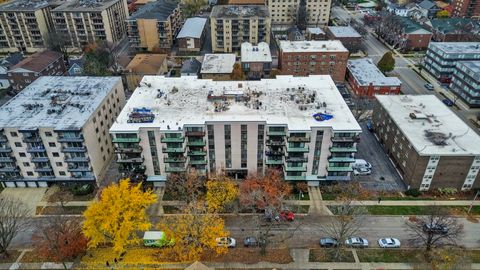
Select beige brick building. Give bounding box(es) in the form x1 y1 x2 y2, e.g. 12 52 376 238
267 0 331 27
210 5 271 53
52 0 129 50
0 76 126 188
127 0 182 52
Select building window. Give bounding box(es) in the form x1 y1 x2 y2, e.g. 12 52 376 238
312 130 323 175
59 171 66 176
241 125 247 168
23 162 30 167
147 131 160 175
45 132 52 137
49 142 56 147
19 152 26 157
257 124 264 174
207 125 215 172
56 162 62 166
52 152 60 157
15 142 22 147
225 125 231 168
27 171 34 176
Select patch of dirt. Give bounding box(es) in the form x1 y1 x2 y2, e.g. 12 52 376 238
203 248 293 264
467 215 479 223
20 251 47 263
0 250 21 263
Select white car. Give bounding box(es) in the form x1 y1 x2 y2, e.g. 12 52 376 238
216 237 236 248
353 159 372 170
345 237 369 248
353 167 371 176
378 238 401 248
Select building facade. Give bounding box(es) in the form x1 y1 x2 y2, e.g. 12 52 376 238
326 26 362 53
429 18 480 42
200 54 236 80
423 42 480 83
267 0 331 27
450 61 480 108
0 76 126 188
127 0 182 52
7 50 66 92
375 15 432 52
109 75 361 187
51 0 129 50
210 5 271 53
241 42 272 79
278 40 349 82
176 17 207 52
452 0 480 18
372 95 480 191
0 0 54 53
347 58 402 98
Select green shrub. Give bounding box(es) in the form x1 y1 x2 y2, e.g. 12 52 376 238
405 188 421 197
437 187 458 196
70 184 94 196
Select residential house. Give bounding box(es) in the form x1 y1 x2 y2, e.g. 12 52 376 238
427 18 480 42
375 15 432 51
416 0 441 18
181 58 202 76
176 17 207 52
124 54 168 90
66 58 85 76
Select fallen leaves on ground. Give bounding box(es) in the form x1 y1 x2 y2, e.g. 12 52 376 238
203 248 293 264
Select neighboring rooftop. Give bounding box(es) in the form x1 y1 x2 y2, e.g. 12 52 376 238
327 26 362 38
376 95 480 156
125 54 167 74
0 52 24 68
53 0 121 11
457 61 480 74
181 58 202 75
129 0 179 21
348 58 402 86
210 5 269 18
241 42 272 63
201 54 236 74
395 16 431 34
429 42 480 54
0 0 50 11
10 50 62 73
110 76 361 132
307 27 325 35
429 18 480 34
229 0 264 4
176 17 207 39
0 76 121 130
279 40 348 53
418 0 437 9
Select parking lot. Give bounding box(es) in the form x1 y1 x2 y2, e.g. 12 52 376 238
354 121 406 191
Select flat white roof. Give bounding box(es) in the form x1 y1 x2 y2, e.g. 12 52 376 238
200 54 236 74
429 42 480 54
110 76 361 133
348 58 402 87
376 95 480 156
241 42 272 63
0 76 120 130
307 27 325 35
279 40 348 53
176 17 207 39
327 26 362 38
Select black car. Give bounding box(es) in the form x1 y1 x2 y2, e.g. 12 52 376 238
244 237 265 247
423 223 448 234
319 237 338 248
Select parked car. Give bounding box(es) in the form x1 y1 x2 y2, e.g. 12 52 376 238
366 120 373 131
423 223 448 234
442 98 454 107
345 237 369 248
378 238 401 248
319 237 338 248
216 237 236 247
353 159 372 170
353 167 371 176
424 83 434 91
244 237 264 247
280 210 295 221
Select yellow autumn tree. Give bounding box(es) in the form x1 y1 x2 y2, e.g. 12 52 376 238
157 203 229 262
206 175 238 213
82 179 157 255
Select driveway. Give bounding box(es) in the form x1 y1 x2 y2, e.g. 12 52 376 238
354 121 406 191
0 188 47 216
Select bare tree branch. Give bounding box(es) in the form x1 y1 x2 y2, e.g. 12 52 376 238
0 196 30 257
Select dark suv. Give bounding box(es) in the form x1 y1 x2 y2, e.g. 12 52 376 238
423 223 448 234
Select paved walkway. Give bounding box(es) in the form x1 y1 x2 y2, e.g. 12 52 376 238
323 200 480 206
308 186 333 215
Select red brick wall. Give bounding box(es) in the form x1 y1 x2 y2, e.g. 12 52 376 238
347 71 401 98
8 56 66 92
405 33 432 50
279 51 349 81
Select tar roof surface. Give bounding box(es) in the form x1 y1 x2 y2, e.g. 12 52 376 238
279 40 348 53
176 17 207 39
327 26 362 38
348 58 402 86
53 0 120 11
110 75 361 133
376 95 480 156
0 76 121 130
10 50 62 73
0 0 49 11
200 54 236 74
210 5 269 18
457 61 480 74
129 0 179 20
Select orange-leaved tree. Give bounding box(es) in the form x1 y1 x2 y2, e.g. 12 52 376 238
157 203 229 262
206 174 238 213
82 179 157 255
239 169 292 213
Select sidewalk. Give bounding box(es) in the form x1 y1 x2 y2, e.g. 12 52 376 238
323 200 480 206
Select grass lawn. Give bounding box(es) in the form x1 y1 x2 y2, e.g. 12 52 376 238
288 192 310 201
286 205 309 214
0 250 21 263
356 249 420 263
205 248 293 264
309 248 355 262
468 250 480 263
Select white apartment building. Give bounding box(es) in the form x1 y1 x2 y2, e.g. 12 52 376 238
109 75 361 186
267 0 331 28
0 76 126 188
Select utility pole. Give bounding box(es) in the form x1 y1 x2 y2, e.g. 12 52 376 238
468 190 480 214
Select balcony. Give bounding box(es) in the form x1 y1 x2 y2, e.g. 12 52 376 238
164 157 186 163
112 137 140 143
114 146 142 153
331 136 357 142
165 166 186 173
62 146 86 152
27 146 46 153
288 136 310 142
58 135 83 142
328 156 355 162
326 175 350 181
268 131 286 136
161 137 184 143
34 166 53 172
285 165 307 172
0 167 19 172
286 156 307 162
284 175 306 181
0 136 8 142
185 131 205 137
330 147 357 153
0 156 15 162
189 159 207 165
188 150 207 156
187 141 206 147
327 164 353 172
68 166 91 172
287 146 309 153
117 157 144 163
266 140 285 146
162 147 184 153
23 136 42 143
71 175 95 181
31 157 49 163
65 157 90 163
266 158 283 165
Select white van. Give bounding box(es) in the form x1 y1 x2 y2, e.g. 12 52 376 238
353 159 372 170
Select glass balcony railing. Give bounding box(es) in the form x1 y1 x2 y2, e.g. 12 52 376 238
164 157 186 163
112 137 140 143
328 156 355 162
165 166 186 173
187 141 206 147
327 164 353 172
330 146 357 153
188 150 207 156
285 165 307 172
162 147 185 153
266 158 283 165
161 137 184 143
189 159 207 165
284 175 306 181
287 146 309 153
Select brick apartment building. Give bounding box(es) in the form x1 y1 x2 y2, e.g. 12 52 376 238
176 17 207 52
429 18 480 42
373 95 480 191
7 50 66 92
278 41 349 82
452 0 480 18
240 42 272 79
375 15 432 52
347 58 402 98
